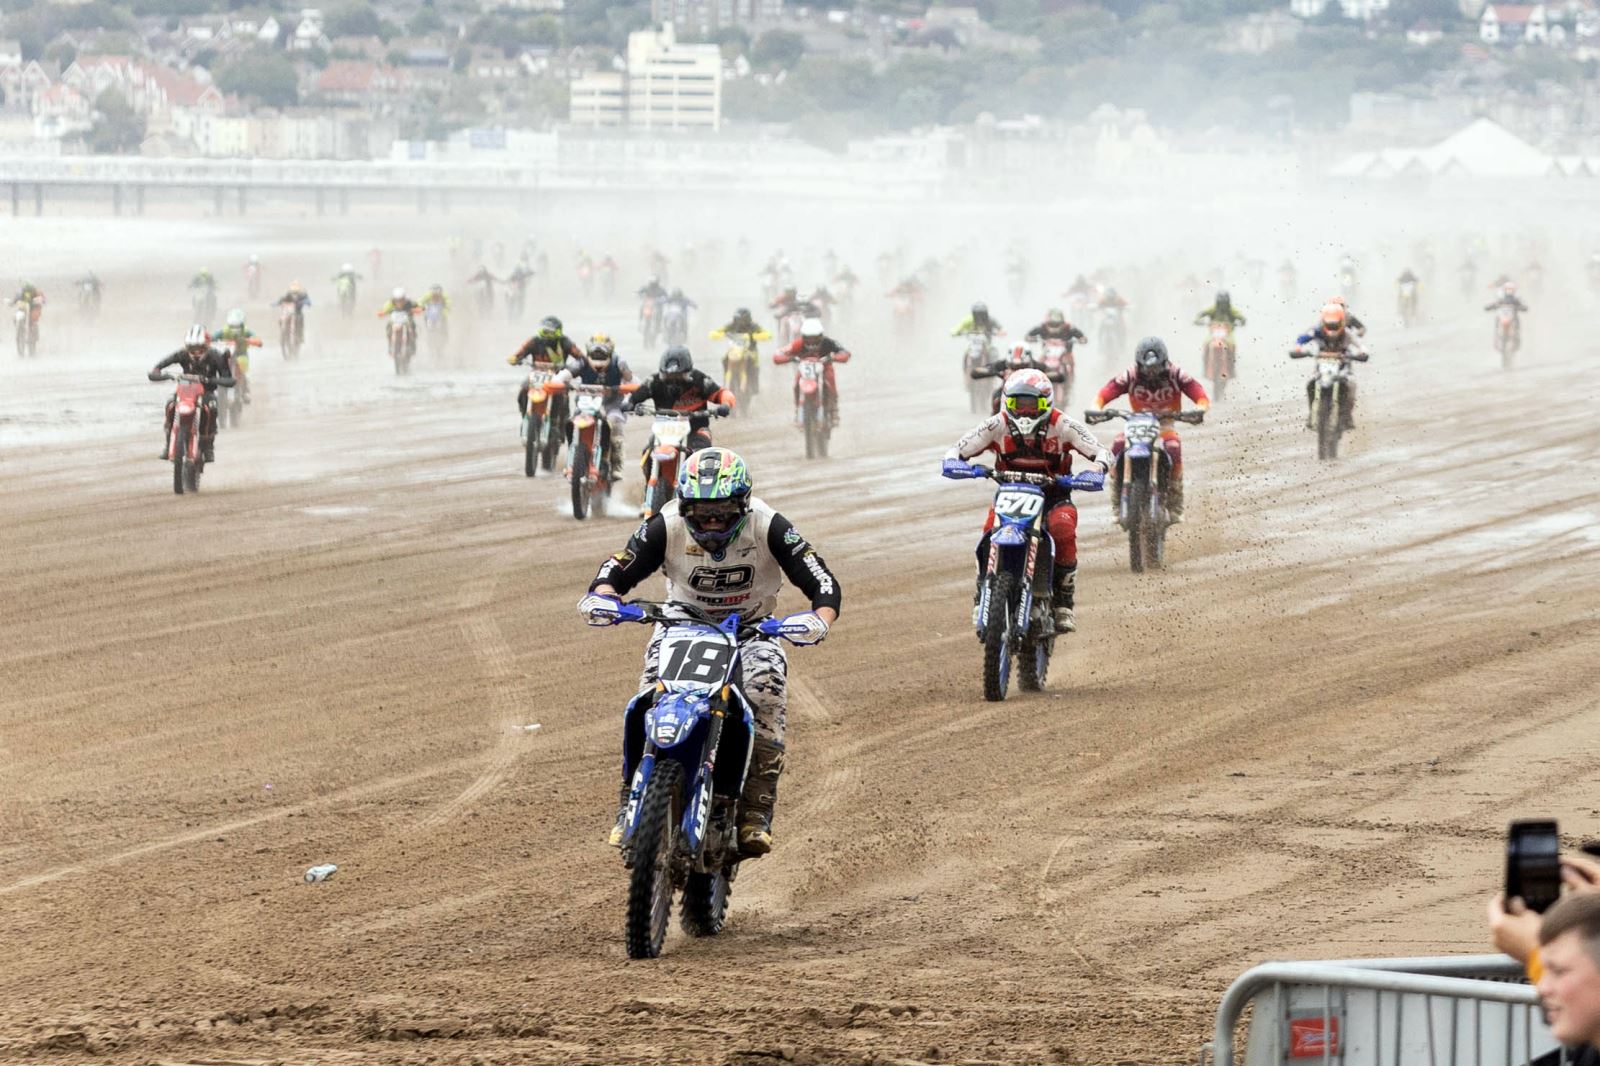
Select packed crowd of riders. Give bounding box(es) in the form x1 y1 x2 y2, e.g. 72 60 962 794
7 235 1553 866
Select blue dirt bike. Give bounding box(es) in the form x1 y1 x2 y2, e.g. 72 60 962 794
589 600 821 959
1084 408 1204 572
942 463 1104 701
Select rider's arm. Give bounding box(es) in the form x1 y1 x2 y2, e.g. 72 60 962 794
946 420 1003 461
149 351 182 377
507 338 534 366
590 517 667 596
766 514 842 617
1049 415 1113 469
772 340 797 364
1178 369 1211 411
1071 326 1088 343
1024 326 1044 341
1094 373 1130 409
951 316 975 336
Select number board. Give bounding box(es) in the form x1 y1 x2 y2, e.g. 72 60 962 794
658 629 736 688
993 488 1044 520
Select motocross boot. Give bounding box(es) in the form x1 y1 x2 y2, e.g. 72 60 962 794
1166 475 1184 525
202 437 216 463
607 780 631 848
1052 566 1077 634
737 739 784 856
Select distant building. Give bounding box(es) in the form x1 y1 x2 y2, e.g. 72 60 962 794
625 23 722 131
1481 4 1548 43
649 0 782 37
569 69 625 127
1288 0 1390 18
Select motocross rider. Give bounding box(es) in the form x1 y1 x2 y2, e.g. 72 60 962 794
944 368 1111 634
581 447 841 855
189 269 217 296
1294 303 1365 431
554 333 633 483
1025 308 1088 349
973 344 1066 414
13 280 45 312
1484 281 1529 345
376 287 421 356
772 318 850 427
1094 337 1210 525
215 308 262 404
275 281 312 327
467 265 497 310
951 301 1003 339
148 324 234 462
621 347 735 455
769 284 804 318
509 315 583 418
333 262 362 289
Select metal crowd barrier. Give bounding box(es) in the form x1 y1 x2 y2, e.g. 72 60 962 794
1200 955 1575 1066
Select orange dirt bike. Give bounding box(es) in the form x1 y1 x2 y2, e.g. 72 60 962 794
384 306 418 376
521 363 568 477
277 303 305 361
629 403 730 518
1492 305 1521 369
13 295 43 357
546 380 636 520
1202 322 1235 402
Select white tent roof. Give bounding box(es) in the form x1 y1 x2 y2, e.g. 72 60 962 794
1331 118 1564 179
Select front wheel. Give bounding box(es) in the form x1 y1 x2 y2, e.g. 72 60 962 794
570 442 591 520
1128 473 1149 572
1316 391 1339 461
625 760 683 959
982 570 1017 702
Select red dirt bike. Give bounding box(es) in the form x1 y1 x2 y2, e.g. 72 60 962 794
1493 306 1520 369
548 381 637 519
385 307 418 376
1039 337 1074 407
155 373 210 495
13 295 43 357
1202 322 1235 401
788 354 843 460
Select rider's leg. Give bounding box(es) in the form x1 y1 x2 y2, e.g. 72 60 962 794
1162 430 1184 521
1304 378 1316 429
1045 502 1079 633
160 398 176 459
1340 378 1357 430
605 409 626 481
517 384 529 417
201 399 218 462
737 638 788 856
824 364 840 426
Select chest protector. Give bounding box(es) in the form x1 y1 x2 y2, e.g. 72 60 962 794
659 497 785 620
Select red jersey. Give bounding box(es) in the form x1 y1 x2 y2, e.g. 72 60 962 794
1096 365 1208 415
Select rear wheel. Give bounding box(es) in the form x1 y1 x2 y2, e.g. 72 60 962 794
982 571 1017 702
625 760 682 959
571 444 591 520
680 867 732 938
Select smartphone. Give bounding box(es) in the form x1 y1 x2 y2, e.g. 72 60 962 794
1507 819 1562 913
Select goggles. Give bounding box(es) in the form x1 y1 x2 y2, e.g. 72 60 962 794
1005 394 1050 414
682 499 743 527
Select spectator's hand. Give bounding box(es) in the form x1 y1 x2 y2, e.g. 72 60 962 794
1488 893 1542 964
1563 853 1600 894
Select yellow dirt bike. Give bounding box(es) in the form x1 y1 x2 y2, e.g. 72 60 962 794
710 326 769 418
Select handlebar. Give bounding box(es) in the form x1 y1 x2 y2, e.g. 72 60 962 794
1290 349 1369 362
942 463 1105 492
612 600 810 644
626 403 730 419
1085 408 1205 425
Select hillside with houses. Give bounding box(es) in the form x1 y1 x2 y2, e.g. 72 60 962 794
0 0 1595 161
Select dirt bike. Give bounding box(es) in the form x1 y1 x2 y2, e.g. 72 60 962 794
1339 269 1359 307
662 302 689 347
631 404 727 518
1038 337 1074 407
598 600 820 959
13 296 43 357
244 263 261 299
1398 280 1419 329
386 309 416 376
155 373 211 495
1290 346 1366 461
1493 306 1520 369
506 279 528 323
422 301 448 358
639 297 660 347
278 304 304 361
577 260 594 298
548 381 634 520
1086 408 1204 572
192 287 217 329
1202 322 1234 402
76 280 100 319
336 276 356 318
890 291 916 339
941 464 1104 702
776 306 805 347
1097 304 1126 353
789 355 839 460
960 333 995 413
520 364 566 477
715 329 766 413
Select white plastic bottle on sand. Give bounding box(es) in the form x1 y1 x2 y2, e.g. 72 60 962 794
304 864 337 883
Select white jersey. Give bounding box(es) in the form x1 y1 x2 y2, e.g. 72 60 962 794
658 496 789 621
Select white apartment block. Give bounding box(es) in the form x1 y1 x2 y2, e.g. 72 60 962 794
625 23 721 131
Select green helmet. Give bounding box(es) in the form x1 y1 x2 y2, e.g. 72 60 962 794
676 448 753 552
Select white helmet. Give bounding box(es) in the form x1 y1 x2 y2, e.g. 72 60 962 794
184 324 209 350
342 262 354 273
392 286 405 300
248 253 259 264
226 308 245 328
800 317 825 339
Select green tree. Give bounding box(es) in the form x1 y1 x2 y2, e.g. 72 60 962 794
408 5 446 35
752 29 806 69
325 2 384 39
215 48 299 108
86 88 145 154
